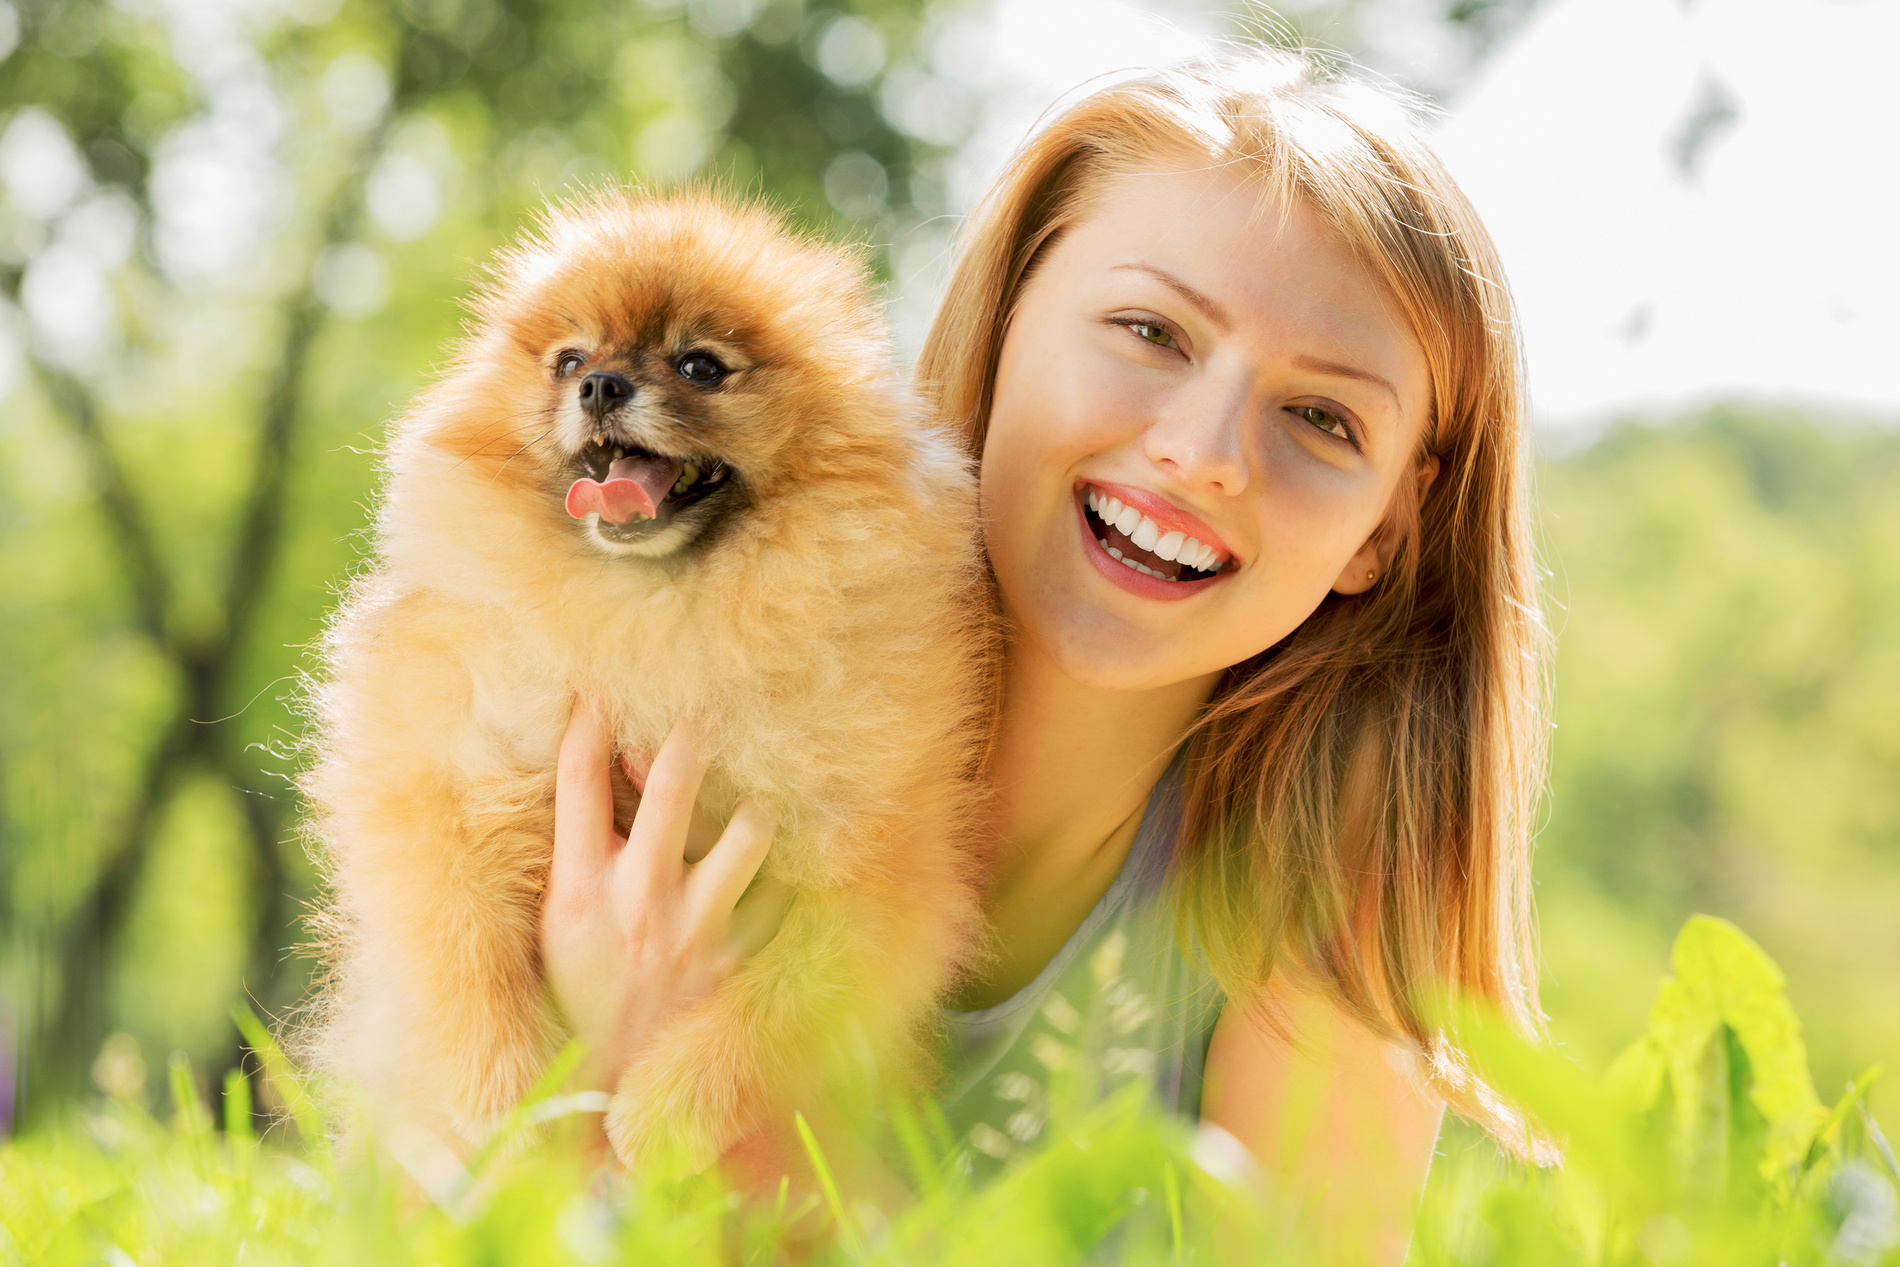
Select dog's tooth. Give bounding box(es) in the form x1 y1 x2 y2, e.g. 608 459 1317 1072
1154 530 1184 562
1107 546 1125 561
1103 496 1124 524
1113 505 1140 536
1131 515 1159 552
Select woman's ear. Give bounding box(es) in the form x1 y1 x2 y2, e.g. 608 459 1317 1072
1332 453 1441 595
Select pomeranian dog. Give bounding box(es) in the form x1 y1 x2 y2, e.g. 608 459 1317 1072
302 190 992 1167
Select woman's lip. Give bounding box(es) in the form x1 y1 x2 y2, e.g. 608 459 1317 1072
1076 479 1237 564
1073 492 1228 601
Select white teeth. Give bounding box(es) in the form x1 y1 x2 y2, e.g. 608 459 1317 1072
1089 487 1220 579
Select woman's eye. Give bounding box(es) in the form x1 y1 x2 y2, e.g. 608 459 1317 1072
677 352 727 385
554 351 585 377
1129 322 1178 350
1291 404 1352 441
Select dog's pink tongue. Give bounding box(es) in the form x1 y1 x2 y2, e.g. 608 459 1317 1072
565 454 684 524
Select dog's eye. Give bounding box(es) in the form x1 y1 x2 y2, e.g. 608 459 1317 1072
554 351 585 378
677 353 727 385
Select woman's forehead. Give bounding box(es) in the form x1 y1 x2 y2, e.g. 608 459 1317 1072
1056 164 1429 420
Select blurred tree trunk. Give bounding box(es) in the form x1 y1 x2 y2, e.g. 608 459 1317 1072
14 112 395 1131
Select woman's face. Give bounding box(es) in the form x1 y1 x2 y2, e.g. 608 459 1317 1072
981 163 1436 693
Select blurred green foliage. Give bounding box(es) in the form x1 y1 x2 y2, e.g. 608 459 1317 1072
1535 411 1900 1100
2 916 1894 1264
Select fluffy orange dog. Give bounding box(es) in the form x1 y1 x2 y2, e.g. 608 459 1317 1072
302 191 990 1167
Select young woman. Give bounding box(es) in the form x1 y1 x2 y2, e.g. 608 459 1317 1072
541 49 1547 1261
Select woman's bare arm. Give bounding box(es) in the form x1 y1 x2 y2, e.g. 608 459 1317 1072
1200 980 1444 1265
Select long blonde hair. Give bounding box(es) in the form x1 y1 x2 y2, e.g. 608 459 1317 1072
916 51 1548 1048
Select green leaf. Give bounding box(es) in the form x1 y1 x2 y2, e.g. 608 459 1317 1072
1805 1067 1881 1173
1644 916 1826 1196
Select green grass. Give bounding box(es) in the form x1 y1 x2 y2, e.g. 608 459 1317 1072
4 918 1896 1265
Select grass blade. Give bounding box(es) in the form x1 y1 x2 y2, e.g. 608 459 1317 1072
794 1110 863 1257
232 1004 326 1153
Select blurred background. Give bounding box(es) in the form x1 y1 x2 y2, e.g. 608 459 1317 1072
0 0 1894 1132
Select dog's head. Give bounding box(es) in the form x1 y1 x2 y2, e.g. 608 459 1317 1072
426 191 898 560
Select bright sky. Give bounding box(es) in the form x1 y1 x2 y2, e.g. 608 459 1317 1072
925 0 1900 431
1435 0 1900 429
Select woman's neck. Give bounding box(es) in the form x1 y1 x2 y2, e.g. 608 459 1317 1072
951 635 1218 1010
986 634 1220 895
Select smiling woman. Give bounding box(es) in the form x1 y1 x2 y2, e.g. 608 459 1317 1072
981 175 1437 679
911 49 1546 1261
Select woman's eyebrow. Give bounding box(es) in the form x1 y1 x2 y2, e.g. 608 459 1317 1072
1290 353 1401 414
1110 262 1402 414
1109 262 1231 331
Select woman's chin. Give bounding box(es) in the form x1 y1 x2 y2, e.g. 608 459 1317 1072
1017 601 1226 695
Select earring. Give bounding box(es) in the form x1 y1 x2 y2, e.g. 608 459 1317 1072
1366 570 1376 581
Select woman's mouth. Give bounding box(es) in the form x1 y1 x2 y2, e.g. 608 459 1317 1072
1078 484 1230 583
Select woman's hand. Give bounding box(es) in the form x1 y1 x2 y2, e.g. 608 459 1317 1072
539 699 790 1108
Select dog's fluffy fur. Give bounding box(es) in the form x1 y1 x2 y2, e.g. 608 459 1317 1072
302 191 991 1166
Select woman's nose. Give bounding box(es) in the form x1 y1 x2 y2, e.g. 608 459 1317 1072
1139 375 1251 496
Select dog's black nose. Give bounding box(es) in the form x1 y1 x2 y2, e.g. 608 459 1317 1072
578 371 633 419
